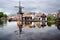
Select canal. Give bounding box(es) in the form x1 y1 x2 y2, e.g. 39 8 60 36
0 20 60 40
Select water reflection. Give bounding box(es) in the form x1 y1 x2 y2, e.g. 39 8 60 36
0 20 4 26
0 19 7 27
56 25 60 30
17 21 23 34
56 21 60 30
16 21 48 33
23 21 47 28
0 20 60 40
47 22 52 26
41 21 46 28
1 19 60 34
16 21 60 33
47 21 60 30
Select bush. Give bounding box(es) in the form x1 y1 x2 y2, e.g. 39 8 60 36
0 12 7 18
0 12 4 18
47 16 57 21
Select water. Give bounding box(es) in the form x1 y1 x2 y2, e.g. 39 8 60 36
0 20 60 40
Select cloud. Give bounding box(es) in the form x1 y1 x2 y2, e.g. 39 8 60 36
0 0 60 15
21 0 60 13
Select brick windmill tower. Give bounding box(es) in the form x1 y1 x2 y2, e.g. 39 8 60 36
15 1 24 23
15 1 24 33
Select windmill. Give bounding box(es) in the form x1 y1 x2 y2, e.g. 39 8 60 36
15 1 24 33
15 1 24 22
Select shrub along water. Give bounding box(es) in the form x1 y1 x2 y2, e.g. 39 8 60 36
0 12 7 18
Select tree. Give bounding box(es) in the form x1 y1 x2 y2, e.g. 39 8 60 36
47 16 57 21
47 16 52 21
0 12 4 18
0 12 7 18
3 14 7 18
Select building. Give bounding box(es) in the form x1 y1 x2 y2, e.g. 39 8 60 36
48 13 57 18
55 11 60 25
57 11 60 19
23 13 32 24
34 13 43 21
41 14 47 21
34 13 47 21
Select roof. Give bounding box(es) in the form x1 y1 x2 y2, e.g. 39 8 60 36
41 14 46 18
23 14 32 17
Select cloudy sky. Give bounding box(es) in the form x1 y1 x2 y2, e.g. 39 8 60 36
0 0 60 15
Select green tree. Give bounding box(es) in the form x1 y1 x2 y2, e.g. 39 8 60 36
0 12 4 18
0 12 7 18
47 16 52 21
3 14 7 18
47 16 57 21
